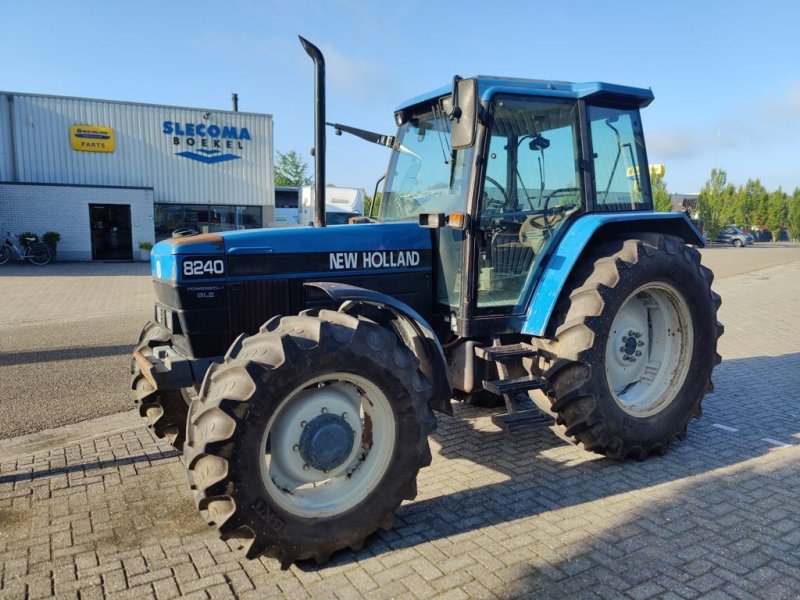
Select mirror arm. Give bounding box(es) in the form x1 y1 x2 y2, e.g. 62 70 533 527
326 122 396 149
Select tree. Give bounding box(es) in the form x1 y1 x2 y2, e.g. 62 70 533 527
651 173 672 212
765 188 788 242
697 168 735 239
787 188 800 242
364 192 382 217
274 150 312 186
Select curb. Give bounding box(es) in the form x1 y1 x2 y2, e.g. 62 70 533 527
0 409 143 462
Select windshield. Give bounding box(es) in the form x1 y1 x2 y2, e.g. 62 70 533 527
381 101 473 221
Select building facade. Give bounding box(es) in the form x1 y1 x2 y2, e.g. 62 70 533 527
0 92 273 260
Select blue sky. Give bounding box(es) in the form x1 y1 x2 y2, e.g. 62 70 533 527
3 0 799 195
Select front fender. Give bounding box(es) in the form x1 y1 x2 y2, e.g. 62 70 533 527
305 282 453 415
522 211 704 337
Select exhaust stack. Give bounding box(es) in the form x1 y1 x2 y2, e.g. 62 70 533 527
299 36 326 227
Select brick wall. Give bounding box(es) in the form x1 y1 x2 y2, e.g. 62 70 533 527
0 183 154 261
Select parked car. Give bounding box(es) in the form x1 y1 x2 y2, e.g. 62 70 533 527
715 225 754 247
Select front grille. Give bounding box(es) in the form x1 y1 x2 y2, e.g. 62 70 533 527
228 279 297 338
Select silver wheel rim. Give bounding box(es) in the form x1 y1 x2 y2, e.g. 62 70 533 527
261 372 395 518
604 283 693 417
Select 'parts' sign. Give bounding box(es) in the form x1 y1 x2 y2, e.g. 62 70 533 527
70 125 115 152
163 120 253 164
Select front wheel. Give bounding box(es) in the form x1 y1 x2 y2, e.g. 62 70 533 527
733 238 744 248
0 245 10 265
185 309 436 567
532 234 722 459
28 244 51 265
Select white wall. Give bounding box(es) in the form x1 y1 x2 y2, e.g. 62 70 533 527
0 183 154 261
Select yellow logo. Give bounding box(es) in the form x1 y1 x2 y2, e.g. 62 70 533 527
70 125 115 152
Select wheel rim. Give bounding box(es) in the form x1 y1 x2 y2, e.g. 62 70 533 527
261 372 396 518
604 283 694 417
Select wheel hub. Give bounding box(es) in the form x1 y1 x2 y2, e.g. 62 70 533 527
616 329 645 364
298 413 355 472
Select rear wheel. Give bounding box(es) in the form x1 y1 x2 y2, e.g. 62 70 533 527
27 243 51 265
531 234 722 459
185 309 436 567
0 245 10 265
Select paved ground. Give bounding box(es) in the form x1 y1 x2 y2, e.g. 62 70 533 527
1 248 800 598
0 262 152 437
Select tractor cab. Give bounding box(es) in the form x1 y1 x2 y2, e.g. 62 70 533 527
379 77 656 337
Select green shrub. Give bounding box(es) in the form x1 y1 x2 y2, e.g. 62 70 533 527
138 241 154 250
42 231 61 246
18 232 39 248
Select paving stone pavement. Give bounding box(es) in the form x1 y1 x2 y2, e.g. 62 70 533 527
2 259 800 599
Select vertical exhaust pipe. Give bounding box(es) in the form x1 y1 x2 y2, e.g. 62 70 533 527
231 93 239 112
299 36 326 227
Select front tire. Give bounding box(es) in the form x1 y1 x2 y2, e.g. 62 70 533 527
0 245 10 265
532 235 722 459
733 238 744 248
130 322 191 451
28 243 52 265
185 309 436 567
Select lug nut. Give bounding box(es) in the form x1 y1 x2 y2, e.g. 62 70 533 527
638 340 645 347
634 332 642 338
635 351 642 357
303 464 310 471
628 330 635 336
342 412 348 419
293 444 299 452
300 420 307 428
321 407 328 413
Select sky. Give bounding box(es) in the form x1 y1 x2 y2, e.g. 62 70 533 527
3 0 800 196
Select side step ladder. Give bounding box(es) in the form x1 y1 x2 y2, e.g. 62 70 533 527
476 341 553 432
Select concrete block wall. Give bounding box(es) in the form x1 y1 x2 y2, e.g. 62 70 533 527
0 183 154 261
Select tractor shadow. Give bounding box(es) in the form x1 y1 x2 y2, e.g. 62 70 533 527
299 351 800 571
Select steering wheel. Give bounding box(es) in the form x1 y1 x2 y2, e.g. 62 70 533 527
483 175 510 211
518 187 579 243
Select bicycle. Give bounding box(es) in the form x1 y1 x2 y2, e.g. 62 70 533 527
0 232 52 266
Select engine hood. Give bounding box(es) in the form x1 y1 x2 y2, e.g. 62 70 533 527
151 222 433 284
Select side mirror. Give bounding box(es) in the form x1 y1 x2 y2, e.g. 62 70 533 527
449 78 478 150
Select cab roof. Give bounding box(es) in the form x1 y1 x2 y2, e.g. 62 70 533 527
396 76 654 112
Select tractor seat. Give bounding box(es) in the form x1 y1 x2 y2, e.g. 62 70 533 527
491 231 534 276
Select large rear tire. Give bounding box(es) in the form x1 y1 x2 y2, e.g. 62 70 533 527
531 234 722 459
185 309 436 568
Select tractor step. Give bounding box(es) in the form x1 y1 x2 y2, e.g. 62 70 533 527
475 343 538 362
492 409 554 431
483 375 547 396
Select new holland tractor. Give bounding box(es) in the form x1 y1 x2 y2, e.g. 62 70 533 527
131 38 722 568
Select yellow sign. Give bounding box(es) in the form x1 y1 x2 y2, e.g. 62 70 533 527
626 164 666 178
70 125 115 152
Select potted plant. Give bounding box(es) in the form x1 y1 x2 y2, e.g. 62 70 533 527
18 232 39 249
138 241 154 262
42 231 61 262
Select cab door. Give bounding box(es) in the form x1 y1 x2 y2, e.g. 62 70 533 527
471 95 583 321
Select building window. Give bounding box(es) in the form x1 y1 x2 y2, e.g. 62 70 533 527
154 203 262 240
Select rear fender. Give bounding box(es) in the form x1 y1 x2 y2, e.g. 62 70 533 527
305 282 453 415
523 212 704 337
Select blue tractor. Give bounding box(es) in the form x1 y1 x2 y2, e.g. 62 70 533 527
131 38 722 568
